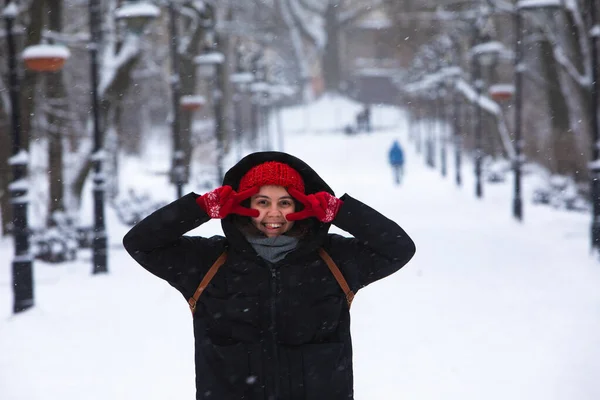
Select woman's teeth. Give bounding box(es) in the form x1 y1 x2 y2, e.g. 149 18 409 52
264 223 282 229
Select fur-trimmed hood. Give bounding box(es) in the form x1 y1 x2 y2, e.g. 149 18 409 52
221 151 335 260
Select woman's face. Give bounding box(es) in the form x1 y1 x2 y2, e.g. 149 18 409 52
250 185 296 237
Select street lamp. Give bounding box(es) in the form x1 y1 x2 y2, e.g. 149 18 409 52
415 96 423 154
195 42 226 183
230 67 254 160
22 43 70 72
438 83 448 177
513 8 526 220
251 81 271 150
88 0 108 274
180 95 206 112
444 63 464 187
115 1 160 34
588 0 600 251
166 0 184 198
3 0 34 313
469 37 504 198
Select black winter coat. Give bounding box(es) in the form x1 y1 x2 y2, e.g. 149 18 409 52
123 152 416 400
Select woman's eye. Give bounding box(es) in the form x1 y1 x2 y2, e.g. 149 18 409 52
280 200 292 207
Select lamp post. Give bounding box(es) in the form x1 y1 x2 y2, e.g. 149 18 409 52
3 1 34 313
249 51 265 148
168 0 184 198
589 0 600 250
450 40 463 187
470 32 485 199
426 93 436 168
470 38 503 198
195 41 226 183
88 0 107 274
230 43 254 161
513 8 525 220
416 97 423 154
438 83 447 177
251 63 271 151
258 82 272 151
213 53 225 183
231 71 254 160
453 91 463 186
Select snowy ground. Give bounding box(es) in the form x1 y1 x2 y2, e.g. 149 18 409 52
1 95 599 400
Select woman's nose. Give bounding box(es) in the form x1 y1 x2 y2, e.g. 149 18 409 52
266 205 283 215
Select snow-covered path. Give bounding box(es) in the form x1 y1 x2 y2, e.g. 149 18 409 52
1 96 599 400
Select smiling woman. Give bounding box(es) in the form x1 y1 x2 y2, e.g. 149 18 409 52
122 151 416 400
249 186 296 237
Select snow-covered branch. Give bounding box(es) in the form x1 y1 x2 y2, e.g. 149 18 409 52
455 79 516 160
42 30 90 47
178 5 200 55
98 33 142 98
404 70 516 160
552 44 591 87
286 0 325 48
527 0 591 88
278 0 311 99
488 0 517 14
403 67 464 93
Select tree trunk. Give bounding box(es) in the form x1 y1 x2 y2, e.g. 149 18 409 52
539 39 577 175
45 0 68 226
70 155 93 211
550 10 592 180
68 35 141 210
178 5 205 173
323 4 341 93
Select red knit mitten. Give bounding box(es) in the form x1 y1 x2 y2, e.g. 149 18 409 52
196 185 259 219
285 188 343 223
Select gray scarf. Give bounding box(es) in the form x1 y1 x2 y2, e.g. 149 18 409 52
245 234 299 263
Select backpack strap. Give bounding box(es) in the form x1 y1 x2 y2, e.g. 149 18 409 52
318 248 355 308
188 248 354 314
188 252 227 314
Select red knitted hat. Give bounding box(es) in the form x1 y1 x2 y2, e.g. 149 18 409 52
239 161 305 193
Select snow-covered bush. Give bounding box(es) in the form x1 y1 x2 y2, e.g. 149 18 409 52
484 159 511 184
31 212 79 263
112 189 167 226
532 175 589 212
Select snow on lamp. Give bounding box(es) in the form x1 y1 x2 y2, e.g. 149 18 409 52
469 40 505 67
180 95 206 112
230 72 254 92
516 0 562 11
115 1 160 34
489 84 515 102
194 51 225 78
22 44 70 72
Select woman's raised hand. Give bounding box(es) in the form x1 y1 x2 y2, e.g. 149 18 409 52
197 185 260 219
285 188 343 223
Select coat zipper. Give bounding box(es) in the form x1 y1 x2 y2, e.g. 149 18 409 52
268 264 281 400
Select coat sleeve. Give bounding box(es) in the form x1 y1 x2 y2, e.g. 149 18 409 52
122 192 225 298
328 194 416 291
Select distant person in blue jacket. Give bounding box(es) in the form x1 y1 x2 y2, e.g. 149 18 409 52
389 139 405 185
